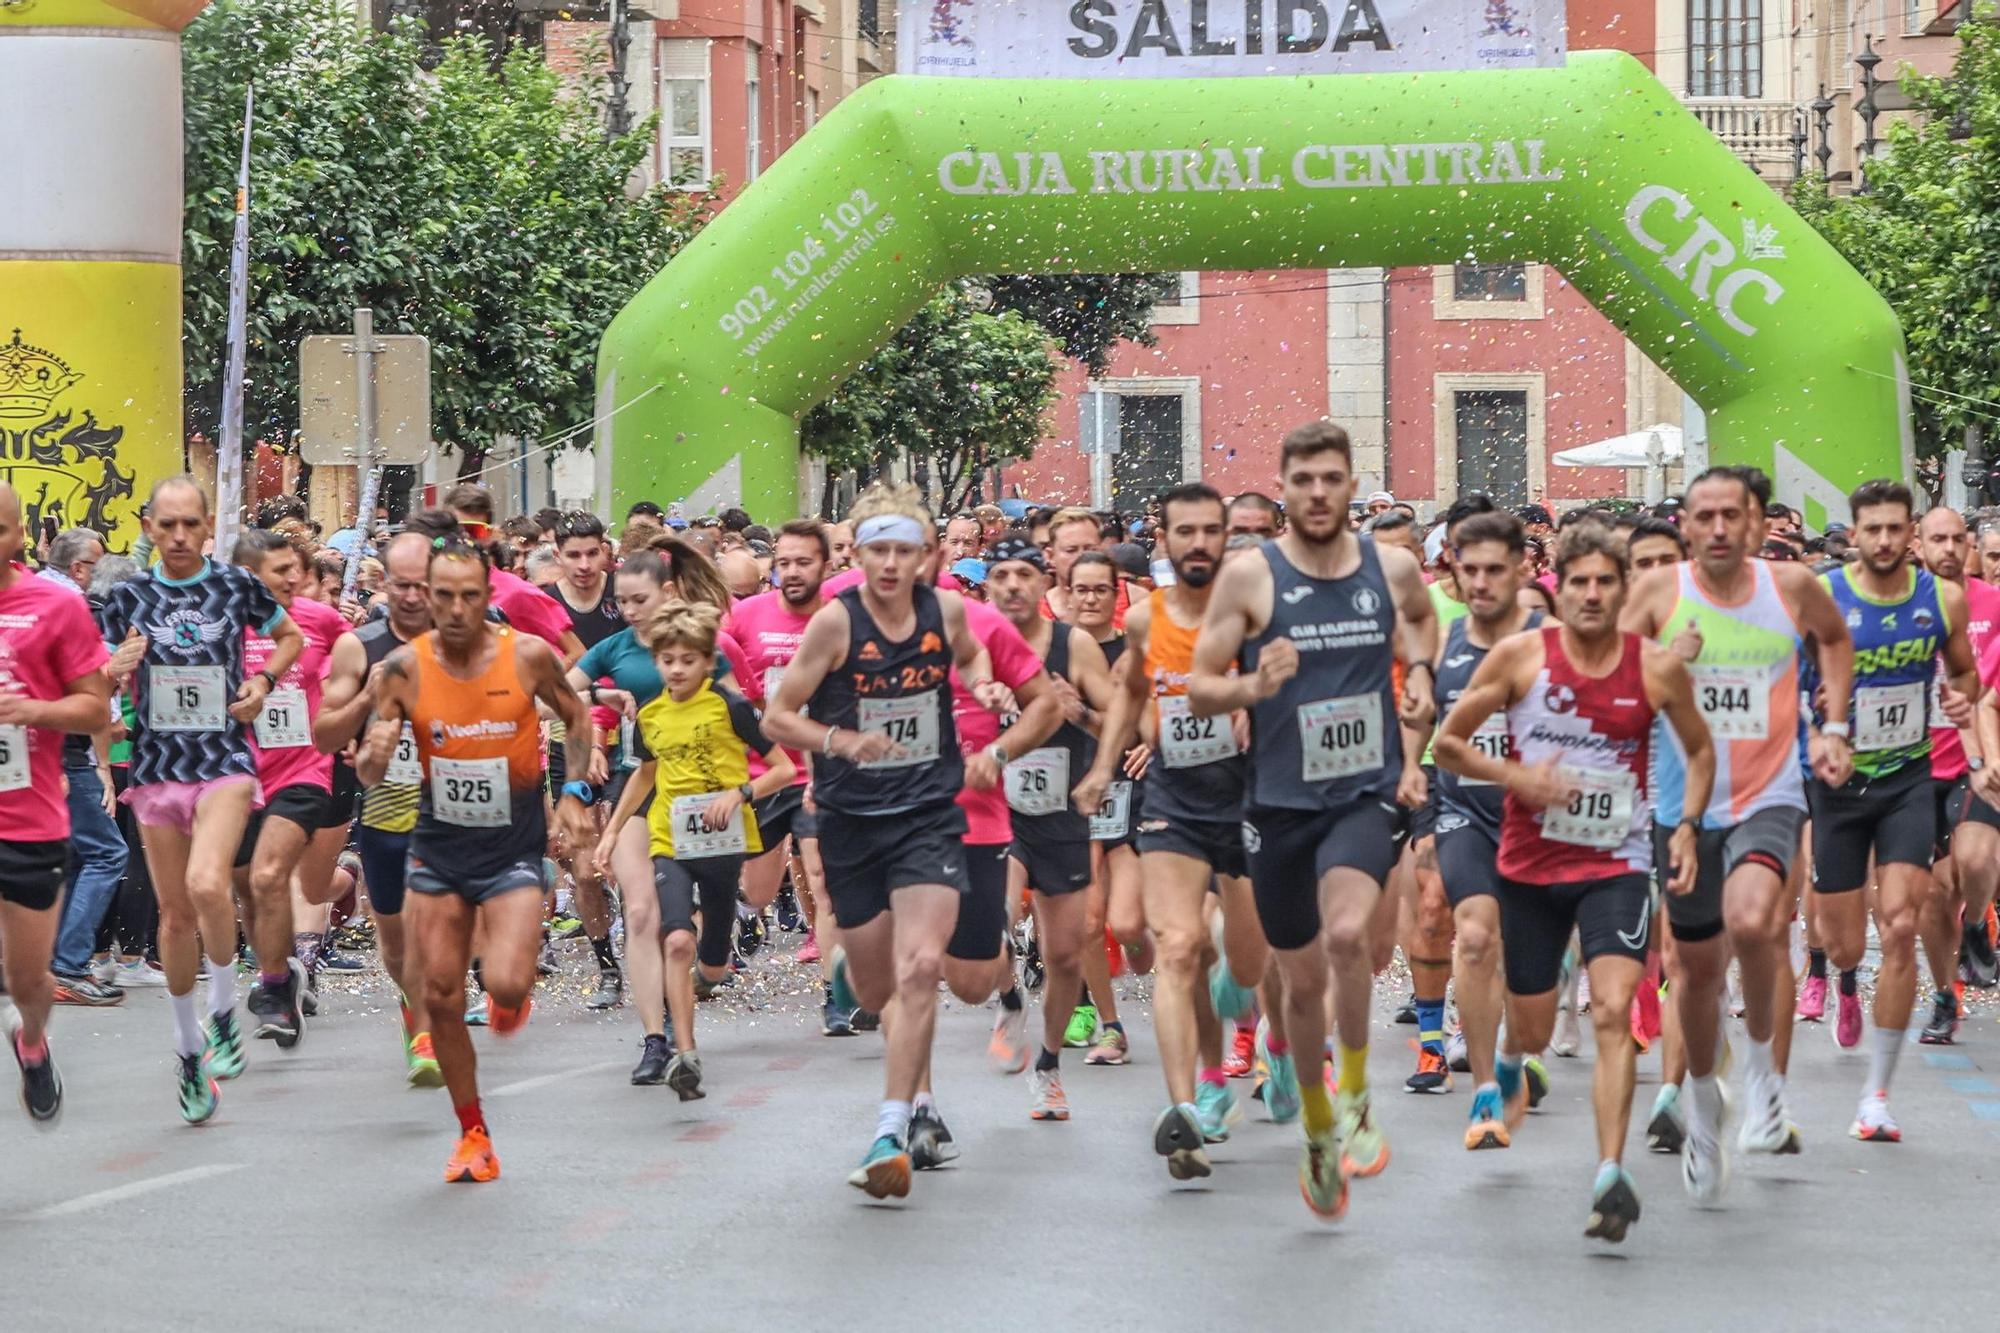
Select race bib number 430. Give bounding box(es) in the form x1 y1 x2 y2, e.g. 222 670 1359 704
670 793 746 858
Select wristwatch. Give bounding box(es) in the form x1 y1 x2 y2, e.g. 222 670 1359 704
560 779 598 805
738 782 754 801
987 743 1010 767
254 669 278 691
1821 721 1851 740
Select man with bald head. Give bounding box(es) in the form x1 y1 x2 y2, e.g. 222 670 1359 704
1914 506 2000 1036
99 475 304 1123
315 531 445 1087
0 483 115 1123
717 547 765 600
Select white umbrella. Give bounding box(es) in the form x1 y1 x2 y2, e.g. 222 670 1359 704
1554 424 1685 504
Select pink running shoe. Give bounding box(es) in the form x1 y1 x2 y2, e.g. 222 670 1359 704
1796 975 1827 1023
1835 989 1863 1048
795 932 821 967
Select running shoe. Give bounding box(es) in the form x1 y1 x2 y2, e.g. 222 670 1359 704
1646 1083 1686 1155
406 1033 443 1089
1496 1056 1528 1130
1029 1067 1070 1121
113 959 168 989
1300 1128 1349 1221
829 947 860 1014
203 1009 246 1081
444 1126 500 1183
548 913 582 938
177 1052 219 1125
774 885 804 933
795 931 821 967
989 1005 1030 1074
50 974 123 1006
584 968 624 1012
1551 1002 1581 1057
1464 1085 1509 1150
489 995 532 1037
821 997 855 1038
319 950 366 973
1919 988 1959 1045
1835 988 1864 1048
535 941 560 977
908 1104 960 1170
665 1051 705 1101
1406 1044 1451 1095
1682 1083 1732 1205
14 1034 61 1127
1338 1089 1389 1177
1795 974 1828 1022
692 967 724 1001
851 1007 881 1032
1223 1024 1255 1078
90 955 117 986
847 1134 911 1199
249 961 305 1048
1444 1027 1470 1073
465 994 489 1026
1209 959 1254 1020
1085 1026 1130 1066
1258 1020 1302 1125
1524 1056 1550 1110
1195 1079 1239 1142
1063 1004 1099 1049
1963 917 2000 990
1152 1102 1211 1180
631 1033 671 1085
1393 995 1417 1025
1738 1068 1797 1153
1850 1092 1901 1143
1584 1163 1641 1244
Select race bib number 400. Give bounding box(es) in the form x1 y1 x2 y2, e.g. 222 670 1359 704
671 793 746 858
1693 665 1768 741
0 723 27 792
857 695 940 768
148 665 227 733
1540 767 1637 850
1157 695 1238 768
1853 681 1926 752
430 755 509 828
1298 694 1383 782
1005 747 1070 817
255 686 311 749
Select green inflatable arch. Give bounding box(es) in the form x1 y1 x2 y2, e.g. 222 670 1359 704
596 50 1909 526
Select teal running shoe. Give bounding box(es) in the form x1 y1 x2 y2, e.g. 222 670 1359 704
1209 958 1255 1021
177 1052 219 1125
1464 1084 1508 1150
1195 1078 1240 1143
829 947 860 1015
1257 1019 1301 1125
203 1009 246 1081
846 1134 911 1199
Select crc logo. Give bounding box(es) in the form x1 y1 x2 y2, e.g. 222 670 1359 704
1623 185 1786 337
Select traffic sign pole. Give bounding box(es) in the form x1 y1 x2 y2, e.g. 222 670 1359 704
341 308 381 601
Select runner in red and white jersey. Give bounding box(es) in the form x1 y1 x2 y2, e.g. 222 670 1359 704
0 482 113 1125
1916 506 2000 1035
1437 520 1712 1245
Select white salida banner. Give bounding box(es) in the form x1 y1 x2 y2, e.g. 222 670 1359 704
898 0 1567 78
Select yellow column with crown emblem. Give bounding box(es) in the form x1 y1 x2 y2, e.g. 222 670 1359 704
0 0 211 552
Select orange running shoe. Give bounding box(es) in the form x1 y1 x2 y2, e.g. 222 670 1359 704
1223 1026 1255 1079
489 996 533 1037
445 1126 500 1183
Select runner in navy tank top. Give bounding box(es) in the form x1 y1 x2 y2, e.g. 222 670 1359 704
1190 422 1438 1224
762 487 1062 1203
1437 521 1713 1245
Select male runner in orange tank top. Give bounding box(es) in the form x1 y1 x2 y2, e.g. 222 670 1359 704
359 537 593 1184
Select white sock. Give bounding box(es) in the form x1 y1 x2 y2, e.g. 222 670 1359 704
169 992 203 1056
876 1099 912 1145
1866 1027 1904 1098
1744 1036 1773 1080
1686 1073 1724 1136
912 1090 936 1115
207 959 236 1017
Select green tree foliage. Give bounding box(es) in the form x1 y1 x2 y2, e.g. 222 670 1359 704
181 0 705 472
984 272 1185 376
801 285 1061 513
1795 16 2000 467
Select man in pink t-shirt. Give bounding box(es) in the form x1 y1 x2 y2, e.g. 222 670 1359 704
1917 507 2000 1010
235 531 353 1047
0 483 115 1124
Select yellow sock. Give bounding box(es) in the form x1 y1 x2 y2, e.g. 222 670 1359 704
1340 1043 1369 1096
1300 1082 1335 1136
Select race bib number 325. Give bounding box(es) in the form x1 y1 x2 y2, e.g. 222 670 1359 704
430 755 509 828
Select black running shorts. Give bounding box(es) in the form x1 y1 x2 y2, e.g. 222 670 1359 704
1244 798 1402 952
1497 872 1653 996
0 838 67 912
816 800 969 930
652 853 744 970
1135 815 1246 879
1809 763 1934 894
946 842 1011 962
1652 805 1805 943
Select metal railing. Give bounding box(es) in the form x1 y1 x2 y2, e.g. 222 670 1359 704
1683 96 1809 179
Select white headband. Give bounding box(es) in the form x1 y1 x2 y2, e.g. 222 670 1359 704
856 514 927 548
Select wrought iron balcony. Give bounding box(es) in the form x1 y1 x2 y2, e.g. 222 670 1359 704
1682 96 1810 182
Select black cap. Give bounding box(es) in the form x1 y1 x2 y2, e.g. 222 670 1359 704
984 536 1047 573
1107 542 1150 579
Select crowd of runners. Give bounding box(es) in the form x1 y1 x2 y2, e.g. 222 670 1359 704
2 418 1992 1242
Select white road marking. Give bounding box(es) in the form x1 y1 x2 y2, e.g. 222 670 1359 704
35 1163 246 1219
486 1060 627 1098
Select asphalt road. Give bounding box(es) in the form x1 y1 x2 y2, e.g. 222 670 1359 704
3 944 1995 1332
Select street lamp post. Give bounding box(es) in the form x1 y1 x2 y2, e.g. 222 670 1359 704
1855 34 1883 192
1789 105 1807 184
1812 85 1835 182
